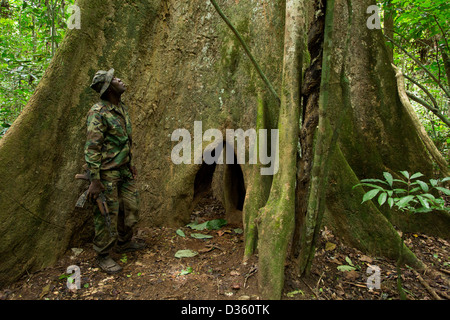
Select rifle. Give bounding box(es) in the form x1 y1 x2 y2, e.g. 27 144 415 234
75 165 115 236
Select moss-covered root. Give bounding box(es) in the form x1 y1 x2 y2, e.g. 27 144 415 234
256 0 305 299
242 94 272 260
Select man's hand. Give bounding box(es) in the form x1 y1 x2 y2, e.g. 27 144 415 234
130 166 138 179
87 179 105 201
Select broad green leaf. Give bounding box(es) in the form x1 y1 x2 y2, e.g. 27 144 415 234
435 187 450 196
190 233 213 239
388 197 394 209
186 221 208 231
430 179 438 187
393 188 408 194
345 256 354 266
416 195 429 209
337 265 356 272
392 179 408 184
383 172 393 186
421 193 436 201
410 172 424 180
206 219 227 230
186 219 227 231
415 180 429 192
414 207 433 213
360 179 388 185
378 192 388 206
175 250 199 258
400 171 410 179
358 183 386 191
176 229 186 237
396 195 415 208
362 189 380 203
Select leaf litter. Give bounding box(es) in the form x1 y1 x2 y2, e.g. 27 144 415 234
1 194 449 300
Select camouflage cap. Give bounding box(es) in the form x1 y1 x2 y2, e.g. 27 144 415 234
90 68 115 96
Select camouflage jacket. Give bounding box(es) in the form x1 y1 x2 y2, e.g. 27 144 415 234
84 100 134 180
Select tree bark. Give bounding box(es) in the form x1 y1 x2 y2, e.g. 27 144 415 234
256 0 306 300
293 0 439 281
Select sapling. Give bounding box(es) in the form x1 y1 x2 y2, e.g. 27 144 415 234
354 171 450 299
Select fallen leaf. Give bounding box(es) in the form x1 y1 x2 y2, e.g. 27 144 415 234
175 249 199 258
337 265 356 272
191 233 213 239
359 255 373 263
344 270 359 281
71 248 83 257
39 284 51 299
325 242 336 251
232 283 241 290
176 229 186 237
198 247 214 253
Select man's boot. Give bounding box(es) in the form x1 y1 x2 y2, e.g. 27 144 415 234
97 254 123 274
115 241 146 254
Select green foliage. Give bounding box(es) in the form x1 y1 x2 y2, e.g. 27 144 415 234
179 267 193 276
354 171 449 214
176 229 186 237
0 0 74 137
190 233 213 239
186 219 228 231
354 171 449 299
337 256 360 272
379 0 450 162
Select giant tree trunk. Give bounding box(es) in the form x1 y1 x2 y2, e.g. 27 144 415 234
0 0 287 287
291 0 449 282
0 0 448 300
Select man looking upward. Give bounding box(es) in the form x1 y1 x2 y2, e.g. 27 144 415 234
85 68 144 274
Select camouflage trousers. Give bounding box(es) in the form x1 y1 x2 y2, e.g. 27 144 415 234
93 166 140 255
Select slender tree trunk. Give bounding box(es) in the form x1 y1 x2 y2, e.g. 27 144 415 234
384 0 395 63
242 93 272 260
257 0 306 300
442 50 450 92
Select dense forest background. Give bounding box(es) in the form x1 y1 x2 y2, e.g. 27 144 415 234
1 0 75 135
1 0 448 161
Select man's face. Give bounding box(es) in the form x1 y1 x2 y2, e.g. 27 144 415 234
110 77 126 94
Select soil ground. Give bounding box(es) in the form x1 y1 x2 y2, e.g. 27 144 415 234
1 194 449 301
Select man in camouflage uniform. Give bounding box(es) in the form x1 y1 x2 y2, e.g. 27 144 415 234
85 68 144 274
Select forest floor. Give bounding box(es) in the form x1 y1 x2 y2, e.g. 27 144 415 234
1 194 449 301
